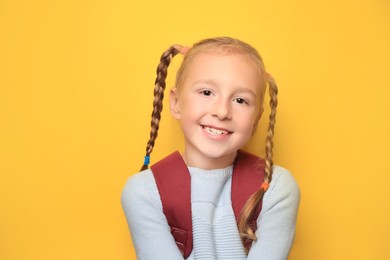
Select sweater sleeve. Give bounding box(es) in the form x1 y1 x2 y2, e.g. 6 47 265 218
121 170 185 260
247 166 301 260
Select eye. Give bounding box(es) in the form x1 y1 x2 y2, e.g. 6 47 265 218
234 97 249 105
200 90 212 96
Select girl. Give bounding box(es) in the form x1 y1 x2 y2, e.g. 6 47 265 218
121 37 300 259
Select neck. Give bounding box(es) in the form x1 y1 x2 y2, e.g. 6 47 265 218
182 150 237 170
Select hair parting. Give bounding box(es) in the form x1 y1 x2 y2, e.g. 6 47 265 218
238 74 278 254
140 45 184 171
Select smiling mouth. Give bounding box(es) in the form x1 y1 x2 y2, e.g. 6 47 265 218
201 125 232 135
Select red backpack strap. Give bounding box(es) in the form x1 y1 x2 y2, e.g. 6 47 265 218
151 151 193 258
231 150 265 250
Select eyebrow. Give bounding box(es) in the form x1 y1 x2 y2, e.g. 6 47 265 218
192 79 219 87
193 79 258 98
234 87 257 98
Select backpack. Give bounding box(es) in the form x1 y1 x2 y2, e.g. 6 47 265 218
151 150 265 258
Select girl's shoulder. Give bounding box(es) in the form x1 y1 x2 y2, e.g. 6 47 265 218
270 165 300 193
262 165 301 211
121 169 161 210
123 169 156 188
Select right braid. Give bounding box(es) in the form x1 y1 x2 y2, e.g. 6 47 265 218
237 73 279 254
140 45 182 171
264 74 278 184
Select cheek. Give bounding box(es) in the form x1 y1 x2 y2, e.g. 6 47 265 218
180 96 204 117
240 114 259 136
235 108 258 123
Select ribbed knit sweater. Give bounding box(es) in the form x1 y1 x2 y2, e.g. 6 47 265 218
121 164 300 260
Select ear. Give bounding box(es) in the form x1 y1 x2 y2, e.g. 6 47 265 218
252 107 264 134
170 87 181 119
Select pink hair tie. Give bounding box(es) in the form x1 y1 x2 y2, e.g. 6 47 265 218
179 46 191 55
261 182 269 191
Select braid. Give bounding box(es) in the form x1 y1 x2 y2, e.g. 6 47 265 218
140 45 182 171
238 74 278 253
264 74 278 184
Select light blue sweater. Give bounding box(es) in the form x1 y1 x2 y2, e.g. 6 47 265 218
121 164 300 260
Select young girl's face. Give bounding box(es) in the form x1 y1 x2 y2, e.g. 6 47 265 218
170 52 263 169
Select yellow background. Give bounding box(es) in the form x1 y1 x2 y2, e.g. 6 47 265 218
1 0 389 259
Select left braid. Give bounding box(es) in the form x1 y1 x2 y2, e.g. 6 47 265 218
237 73 279 254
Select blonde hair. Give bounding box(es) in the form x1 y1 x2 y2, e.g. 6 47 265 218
140 37 278 253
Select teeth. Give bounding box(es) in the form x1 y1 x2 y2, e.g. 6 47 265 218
204 126 228 135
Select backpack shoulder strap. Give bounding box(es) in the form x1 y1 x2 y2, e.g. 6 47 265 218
231 150 265 249
152 150 265 256
151 151 193 258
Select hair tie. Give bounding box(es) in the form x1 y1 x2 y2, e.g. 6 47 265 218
179 46 191 55
143 156 150 166
261 182 269 191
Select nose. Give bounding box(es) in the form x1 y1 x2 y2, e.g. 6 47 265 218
212 98 232 120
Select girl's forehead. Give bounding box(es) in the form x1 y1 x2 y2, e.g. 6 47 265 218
186 52 258 73
184 52 261 81
179 52 264 96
